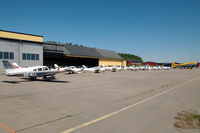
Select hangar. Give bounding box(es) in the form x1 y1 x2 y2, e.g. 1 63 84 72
44 43 126 67
0 30 126 71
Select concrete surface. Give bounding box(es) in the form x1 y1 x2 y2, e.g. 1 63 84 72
0 69 199 133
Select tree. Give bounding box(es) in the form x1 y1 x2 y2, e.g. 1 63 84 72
118 53 143 62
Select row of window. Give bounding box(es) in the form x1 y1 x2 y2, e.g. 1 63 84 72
22 53 39 60
0 52 14 59
0 52 40 61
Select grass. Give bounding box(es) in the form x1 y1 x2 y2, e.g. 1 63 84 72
174 110 200 129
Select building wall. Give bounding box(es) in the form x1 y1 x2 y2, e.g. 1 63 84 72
99 58 126 66
0 39 43 71
0 30 43 42
122 60 127 66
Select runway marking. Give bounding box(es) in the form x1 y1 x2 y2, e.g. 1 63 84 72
0 122 15 133
61 77 197 133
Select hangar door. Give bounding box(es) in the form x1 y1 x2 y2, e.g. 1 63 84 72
44 56 99 67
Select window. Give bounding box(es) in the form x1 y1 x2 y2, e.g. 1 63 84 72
36 54 39 60
31 54 35 60
38 68 42 71
33 69 37 71
22 53 39 61
23 53 26 60
43 67 48 71
27 54 30 60
4 52 8 59
0 51 14 60
0 52 2 59
9 52 14 59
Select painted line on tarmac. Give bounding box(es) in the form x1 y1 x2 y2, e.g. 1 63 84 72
61 77 198 133
0 122 15 133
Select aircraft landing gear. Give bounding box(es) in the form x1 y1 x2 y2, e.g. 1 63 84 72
51 75 55 79
29 76 37 81
43 75 56 80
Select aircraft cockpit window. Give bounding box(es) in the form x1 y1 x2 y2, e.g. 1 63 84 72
33 69 37 71
38 68 42 71
43 67 48 71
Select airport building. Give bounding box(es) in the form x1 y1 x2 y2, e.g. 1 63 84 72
0 30 126 71
0 30 43 71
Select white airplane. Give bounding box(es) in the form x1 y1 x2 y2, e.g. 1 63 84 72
98 66 106 72
152 66 161 70
162 66 171 70
2 60 63 80
54 64 82 74
138 66 146 71
66 66 83 74
104 66 117 72
114 66 122 71
129 66 137 71
82 65 101 73
121 66 128 71
145 66 152 70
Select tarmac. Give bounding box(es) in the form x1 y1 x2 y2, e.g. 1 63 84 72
0 69 200 133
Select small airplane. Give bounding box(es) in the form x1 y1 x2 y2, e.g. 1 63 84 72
104 66 117 72
82 65 101 73
162 66 171 70
98 66 106 72
54 64 82 74
66 66 83 74
114 66 122 71
2 60 63 80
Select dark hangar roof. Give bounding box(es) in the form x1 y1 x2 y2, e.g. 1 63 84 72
95 48 122 59
44 43 122 60
64 45 102 58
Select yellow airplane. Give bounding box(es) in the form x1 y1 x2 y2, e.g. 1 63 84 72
171 62 197 68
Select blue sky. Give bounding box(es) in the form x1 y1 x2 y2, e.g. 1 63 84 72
0 0 200 63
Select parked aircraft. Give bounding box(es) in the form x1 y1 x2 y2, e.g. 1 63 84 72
98 66 106 72
82 65 101 73
54 64 82 74
104 66 117 72
114 66 122 71
65 66 83 74
2 60 62 80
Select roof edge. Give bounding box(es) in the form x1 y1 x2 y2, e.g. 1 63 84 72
0 37 43 44
0 29 43 37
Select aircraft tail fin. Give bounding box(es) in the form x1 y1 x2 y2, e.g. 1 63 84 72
82 65 87 69
54 64 59 69
12 63 21 69
2 60 15 69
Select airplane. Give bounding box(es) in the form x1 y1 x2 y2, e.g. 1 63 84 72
121 66 128 71
54 64 82 74
2 60 63 80
113 66 122 71
162 66 171 70
98 66 106 72
82 65 101 73
128 66 137 71
66 66 83 74
104 66 117 72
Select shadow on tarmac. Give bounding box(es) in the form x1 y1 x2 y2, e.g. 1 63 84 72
2 78 70 84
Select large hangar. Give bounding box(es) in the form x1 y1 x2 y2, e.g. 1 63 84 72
44 43 126 67
0 30 43 71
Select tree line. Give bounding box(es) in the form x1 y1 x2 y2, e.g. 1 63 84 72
46 41 85 47
118 53 143 62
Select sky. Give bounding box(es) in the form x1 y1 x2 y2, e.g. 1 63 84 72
0 0 200 63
